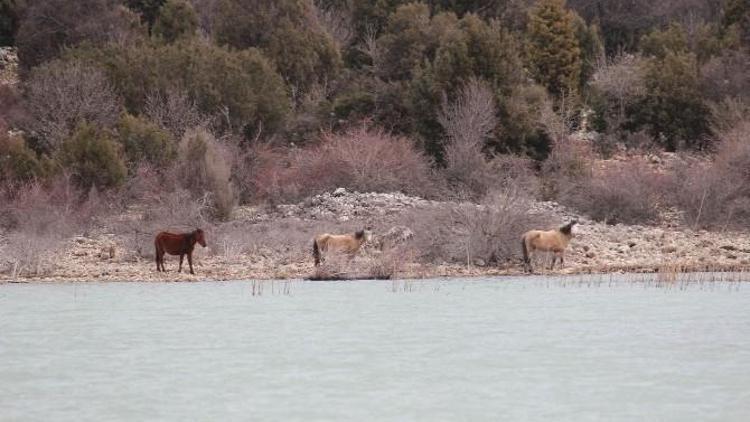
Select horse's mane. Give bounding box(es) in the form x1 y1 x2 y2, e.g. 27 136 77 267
559 220 577 235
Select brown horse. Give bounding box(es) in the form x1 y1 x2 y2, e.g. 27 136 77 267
313 228 373 266
154 229 207 274
521 221 577 273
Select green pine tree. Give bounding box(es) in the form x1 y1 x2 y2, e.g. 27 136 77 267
525 0 582 98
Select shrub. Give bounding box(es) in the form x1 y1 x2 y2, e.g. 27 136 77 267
627 52 710 151
144 88 209 139
438 78 496 200
495 83 552 161
671 120 750 230
58 122 127 190
175 128 235 220
0 129 45 182
22 59 123 152
588 53 647 133
561 159 666 225
0 176 90 277
153 0 198 42
404 189 546 265
15 0 142 70
116 113 176 168
0 0 23 46
212 0 342 95
291 125 438 201
67 39 290 138
125 0 167 28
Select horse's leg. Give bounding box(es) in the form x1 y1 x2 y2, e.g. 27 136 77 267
188 252 194 275
549 254 557 270
178 254 184 273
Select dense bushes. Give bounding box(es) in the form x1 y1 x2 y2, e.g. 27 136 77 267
1 0 748 233
15 0 142 70
58 123 127 190
116 113 175 167
212 0 342 94
66 39 290 138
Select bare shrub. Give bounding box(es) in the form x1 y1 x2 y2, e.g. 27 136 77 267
366 248 407 279
248 125 439 204
671 120 750 230
144 88 210 140
405 188 545 266
561 160 667 225
298 125 437 197
540 137 595 200
0 176 90 277
233 142 301 205
438 78 497 200
313 1 355 49
700 50 750 103
589 53 647 129
22 60 122 151
176 128 235 219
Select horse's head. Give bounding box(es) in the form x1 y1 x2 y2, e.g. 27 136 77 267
195 228 207 247
560 220 578 237
355 227 374 243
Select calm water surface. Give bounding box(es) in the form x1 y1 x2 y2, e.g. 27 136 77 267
1 277 749 421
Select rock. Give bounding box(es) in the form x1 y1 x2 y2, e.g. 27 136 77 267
333 187 347 197
661 246 677 254
720 245 738 251
628 241 637 248
583 245 590 252
585 252 595 258
473 259 486 267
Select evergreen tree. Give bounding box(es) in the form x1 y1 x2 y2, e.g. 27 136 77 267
125 0 167 29
525 0 582 98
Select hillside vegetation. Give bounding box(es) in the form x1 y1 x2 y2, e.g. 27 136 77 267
1 0 749 278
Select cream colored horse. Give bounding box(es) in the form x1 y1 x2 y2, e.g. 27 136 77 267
313 228 373 266
521 221 578 272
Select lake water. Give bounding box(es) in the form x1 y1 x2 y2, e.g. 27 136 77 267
1 276 749 421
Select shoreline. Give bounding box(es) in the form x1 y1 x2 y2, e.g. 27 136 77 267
5 262 750 284
4 190 750 284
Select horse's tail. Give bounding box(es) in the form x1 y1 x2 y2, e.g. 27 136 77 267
313 238 320 266
154 234 161 270
521 235 530 270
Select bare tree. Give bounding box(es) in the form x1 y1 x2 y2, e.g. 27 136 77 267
438 78 497 199
145 88 210 140
22 60 122 151
589 53 646 129
313 0 355 49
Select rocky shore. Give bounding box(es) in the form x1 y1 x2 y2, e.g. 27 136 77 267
3 188 750 283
